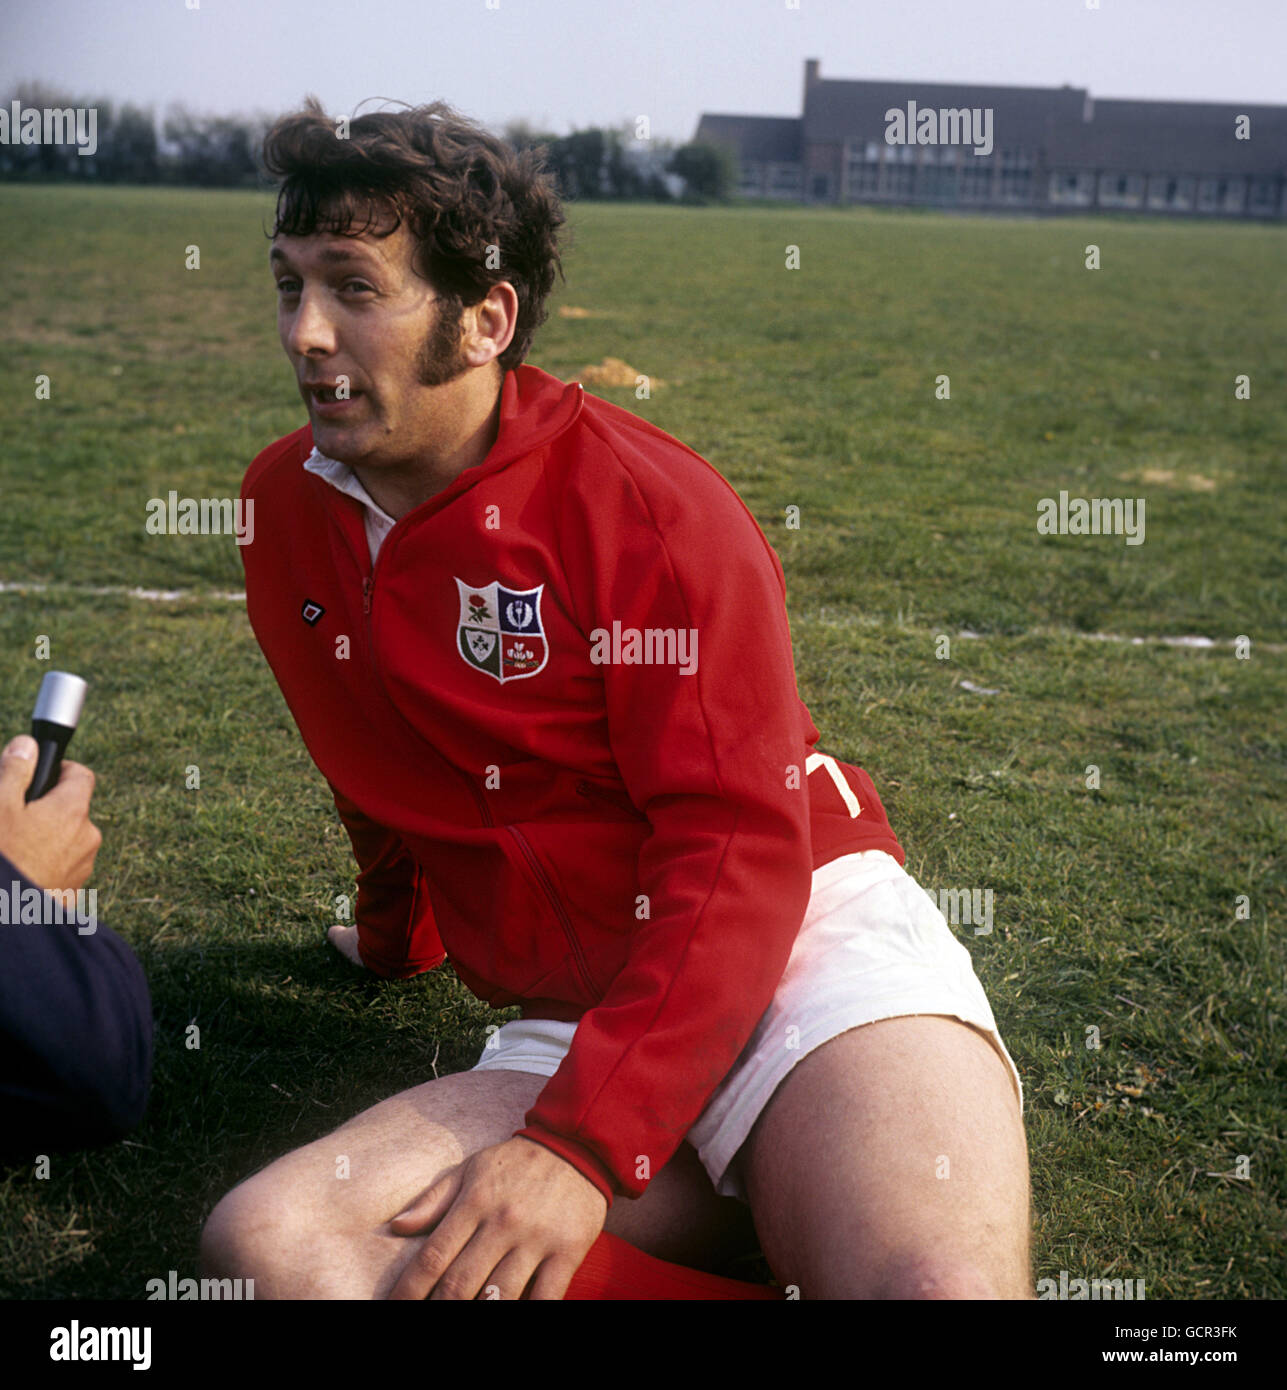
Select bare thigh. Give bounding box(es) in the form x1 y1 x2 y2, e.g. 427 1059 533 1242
741 1015 1032 1299
201 1067 756 1298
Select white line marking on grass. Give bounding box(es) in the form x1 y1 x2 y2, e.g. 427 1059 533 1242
0 581 247 602
957 628 1284 653
3 584 1282 653
807 611 1285 654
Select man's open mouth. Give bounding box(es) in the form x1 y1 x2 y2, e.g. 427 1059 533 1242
308 385 362 402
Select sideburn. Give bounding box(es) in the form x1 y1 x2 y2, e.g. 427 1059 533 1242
418 293 469 386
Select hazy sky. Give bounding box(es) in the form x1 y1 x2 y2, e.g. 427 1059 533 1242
2 0 1283 143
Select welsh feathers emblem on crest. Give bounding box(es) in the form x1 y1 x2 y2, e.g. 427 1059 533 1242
455 578 548 684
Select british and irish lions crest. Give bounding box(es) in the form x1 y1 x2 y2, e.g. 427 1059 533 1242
455 578 548 683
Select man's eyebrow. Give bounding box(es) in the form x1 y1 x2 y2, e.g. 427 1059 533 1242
269 245 382 267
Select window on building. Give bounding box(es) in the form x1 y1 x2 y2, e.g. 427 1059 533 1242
960 162 992 200
851 162 881 194
1101 172 1144 206
921 165 957 201
1049 172 1068 202
1147 175 1191 209
998 149 1033 202
845 150 883 195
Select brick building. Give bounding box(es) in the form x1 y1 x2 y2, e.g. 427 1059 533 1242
695 59 1286 218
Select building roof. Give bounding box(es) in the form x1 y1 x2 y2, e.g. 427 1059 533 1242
694 114 802 163
694 63 1287 177
804 77 1088 153
1047 99 1287 175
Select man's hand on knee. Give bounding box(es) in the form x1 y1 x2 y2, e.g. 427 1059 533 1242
385 1135 608 1301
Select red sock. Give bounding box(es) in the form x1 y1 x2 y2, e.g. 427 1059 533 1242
564 1230 784 1300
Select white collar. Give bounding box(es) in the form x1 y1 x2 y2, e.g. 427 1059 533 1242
302 446 397 526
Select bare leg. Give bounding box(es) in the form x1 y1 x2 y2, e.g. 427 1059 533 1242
742 1015 1031 1299
200 1068 757 1298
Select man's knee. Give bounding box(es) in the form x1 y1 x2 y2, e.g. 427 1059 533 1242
199 1143 357 1294
200 1169 299 1284
199 1074 542 1293
872 1252 1029 1301
199 1183 257 1280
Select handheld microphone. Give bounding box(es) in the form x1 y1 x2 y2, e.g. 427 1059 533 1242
25 671 88 803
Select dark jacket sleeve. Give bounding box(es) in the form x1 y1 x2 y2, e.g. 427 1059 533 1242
0 852 153 1162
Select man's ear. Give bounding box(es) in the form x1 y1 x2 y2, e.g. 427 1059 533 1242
473 282 518 361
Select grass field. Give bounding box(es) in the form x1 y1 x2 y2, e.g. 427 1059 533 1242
0 184 1283 1299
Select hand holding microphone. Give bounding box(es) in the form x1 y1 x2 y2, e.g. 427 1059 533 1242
0 673 101 896
27 671 88 802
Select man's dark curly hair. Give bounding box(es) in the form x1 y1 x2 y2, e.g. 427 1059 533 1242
261 96 569 373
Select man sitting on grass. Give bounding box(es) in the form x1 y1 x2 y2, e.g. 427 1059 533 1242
201 96 1031 1300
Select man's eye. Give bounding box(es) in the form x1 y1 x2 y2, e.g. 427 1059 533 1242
275 279 299 295
344 280 374 293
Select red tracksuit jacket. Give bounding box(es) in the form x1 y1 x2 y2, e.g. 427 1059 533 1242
239 363 903 1204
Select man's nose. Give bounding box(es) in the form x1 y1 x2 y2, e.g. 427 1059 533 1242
285 288 337 357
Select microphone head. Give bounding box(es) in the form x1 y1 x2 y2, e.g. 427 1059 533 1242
33 671 88 729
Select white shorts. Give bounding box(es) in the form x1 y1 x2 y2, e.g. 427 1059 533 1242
472 849 1023 1203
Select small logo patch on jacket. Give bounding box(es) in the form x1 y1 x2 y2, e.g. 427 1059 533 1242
301 600 325 625
456 578 548 683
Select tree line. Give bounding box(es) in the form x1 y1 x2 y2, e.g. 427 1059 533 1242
0 82 737 202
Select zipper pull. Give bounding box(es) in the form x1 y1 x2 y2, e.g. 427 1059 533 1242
362 577 372 615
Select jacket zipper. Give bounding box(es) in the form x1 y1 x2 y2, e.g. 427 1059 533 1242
366 558 594 996
358 528 594 998
361 562 494 827
507 824 597 997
